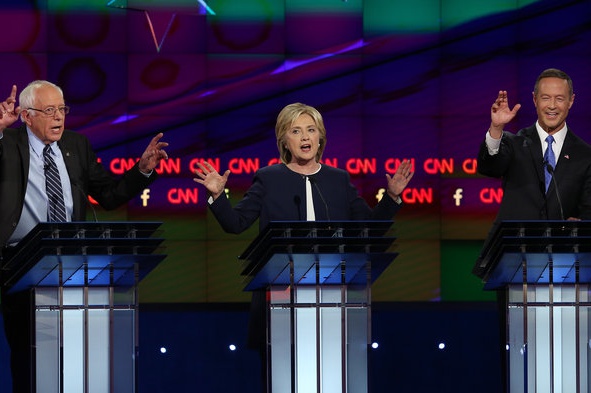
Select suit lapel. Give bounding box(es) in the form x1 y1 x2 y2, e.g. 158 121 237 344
57 135 74 174
57 133 83 220
522 125 546 189
554 129 575 176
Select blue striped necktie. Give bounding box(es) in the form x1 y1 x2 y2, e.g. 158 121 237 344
43 145 67 222
543 135 556 193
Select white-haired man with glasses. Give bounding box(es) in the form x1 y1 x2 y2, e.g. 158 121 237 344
0 80 169 392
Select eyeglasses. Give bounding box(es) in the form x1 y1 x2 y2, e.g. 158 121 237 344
28 106 70 117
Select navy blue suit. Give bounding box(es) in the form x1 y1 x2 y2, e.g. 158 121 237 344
210 163 401 233
209 163 402 352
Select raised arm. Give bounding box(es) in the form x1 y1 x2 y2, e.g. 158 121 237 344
0 85 21 132
489 90 521 139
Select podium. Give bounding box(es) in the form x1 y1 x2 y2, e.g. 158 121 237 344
473 220 591 393
239 221 398 393
1 222 165 393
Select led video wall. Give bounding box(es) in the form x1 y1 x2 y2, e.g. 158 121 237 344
1 0 590 303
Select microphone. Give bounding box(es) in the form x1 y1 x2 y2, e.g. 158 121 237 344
544 162 565 221
72 182 98 223
307 176 330 221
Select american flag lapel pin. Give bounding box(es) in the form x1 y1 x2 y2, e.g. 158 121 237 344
564 154 570 160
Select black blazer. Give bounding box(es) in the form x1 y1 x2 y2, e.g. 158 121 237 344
209 162 401 233
208 163 402 349
477 124 591 222
0 125 157 247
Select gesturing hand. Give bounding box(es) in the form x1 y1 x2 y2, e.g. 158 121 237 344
0 85 21 129
193 162 231 201
138 133 169 174
489 90 521 138
386 159 414 200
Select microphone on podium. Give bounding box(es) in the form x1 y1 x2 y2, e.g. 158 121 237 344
72 182 99 223
544 161 565 221
307 176 330 221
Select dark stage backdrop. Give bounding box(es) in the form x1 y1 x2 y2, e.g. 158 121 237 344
0 0 590 304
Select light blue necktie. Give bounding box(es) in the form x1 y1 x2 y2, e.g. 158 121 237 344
543 135 555 193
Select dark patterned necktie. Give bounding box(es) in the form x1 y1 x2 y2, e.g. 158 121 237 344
43 145 67 222
543 135 556 193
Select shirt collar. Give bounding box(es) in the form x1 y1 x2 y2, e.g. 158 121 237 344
27 126 58 158
535 121 567 146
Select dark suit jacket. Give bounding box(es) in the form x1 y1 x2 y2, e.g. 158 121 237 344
0 125 158 248
210 162 401 233
478 124 591 222
209 162 402 349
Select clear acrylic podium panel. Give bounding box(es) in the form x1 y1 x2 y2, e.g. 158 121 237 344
35 286 136 393
268 273 370 393
0 222 164 393
474 221 591 393
507 284 591 393
267 254 374 393
239 221 397 393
